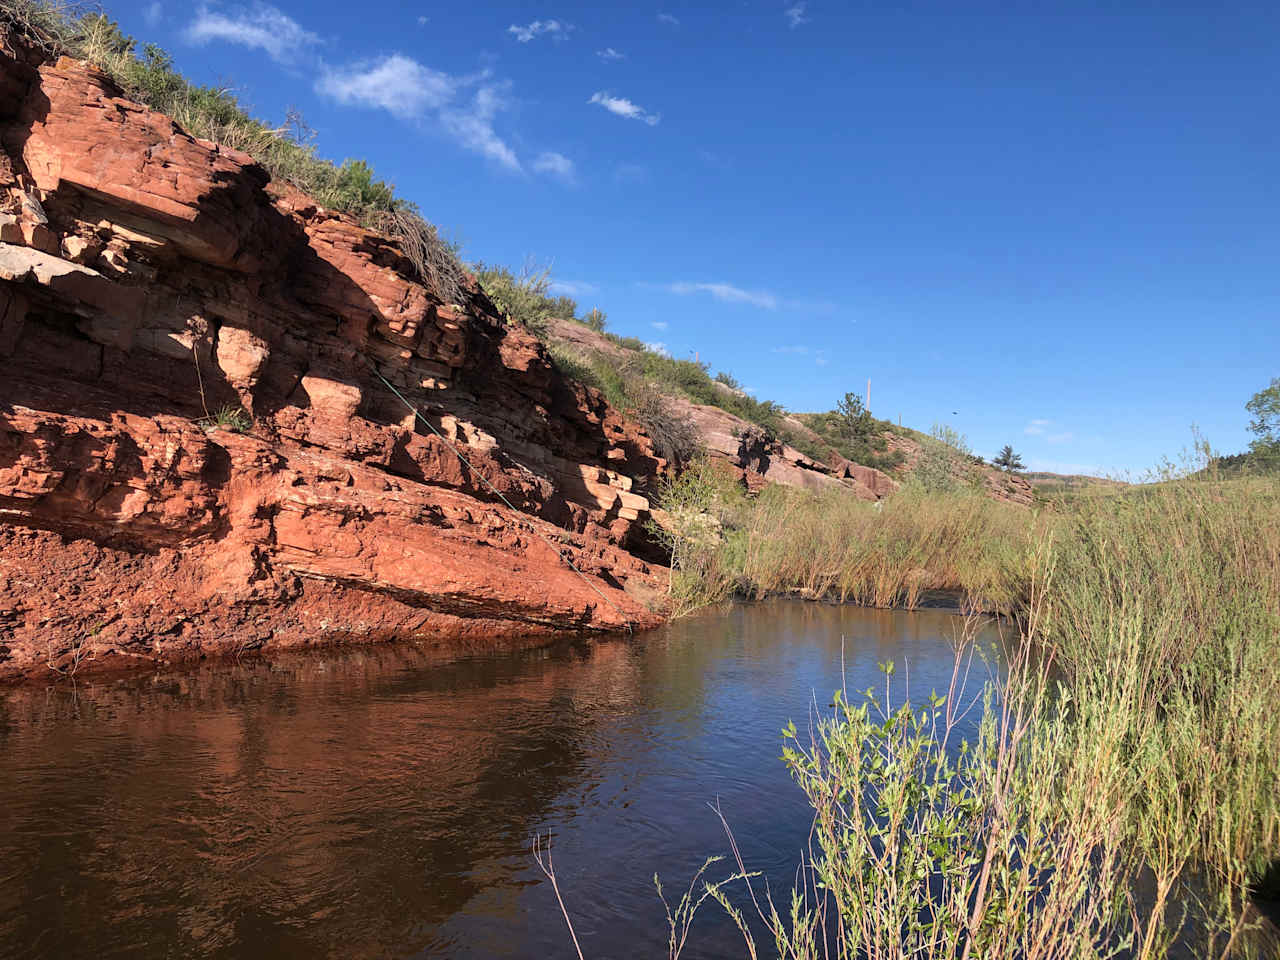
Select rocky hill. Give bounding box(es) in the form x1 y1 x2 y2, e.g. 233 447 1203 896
544 316 1034 506
0 34 670 680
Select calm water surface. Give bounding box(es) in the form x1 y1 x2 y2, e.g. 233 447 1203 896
0 600 999 959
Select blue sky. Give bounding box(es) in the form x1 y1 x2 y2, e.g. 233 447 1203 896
118 0 1277 476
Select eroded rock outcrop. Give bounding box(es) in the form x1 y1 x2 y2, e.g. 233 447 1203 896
0 36 669 680
542 316 896 500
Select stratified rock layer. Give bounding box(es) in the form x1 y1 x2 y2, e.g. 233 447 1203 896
0 36 668 680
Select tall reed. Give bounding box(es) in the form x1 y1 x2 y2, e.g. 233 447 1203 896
653 461 1035 616
625 470 1280 958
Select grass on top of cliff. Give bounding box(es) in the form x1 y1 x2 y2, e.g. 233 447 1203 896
1 0 467 303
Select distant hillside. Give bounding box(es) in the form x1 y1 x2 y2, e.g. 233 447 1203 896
541 316 1037 506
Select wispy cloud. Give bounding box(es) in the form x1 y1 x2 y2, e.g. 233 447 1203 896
657 12 680 26
667 282 778 310
318 57 520 170
532 151 575 181
772 345 809 355
1024 419 1075 445
508 19 572 42
784 2 810 29
417 15 429 25
549 279 599 296
440 83 520 170
698 148 732 171
615 163 648 183
144 1 163 26
184 4 318 62
644 341 670 356
596 47 625 61
651 320 669 331
589 91 661 125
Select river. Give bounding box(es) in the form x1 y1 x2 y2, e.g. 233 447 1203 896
0 600 1000 959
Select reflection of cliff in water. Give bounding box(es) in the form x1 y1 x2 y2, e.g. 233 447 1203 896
0 640 654 958
0 601 999 959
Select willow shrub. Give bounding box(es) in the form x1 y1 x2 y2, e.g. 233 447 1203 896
727 624 1142 960
1036 476 1280 956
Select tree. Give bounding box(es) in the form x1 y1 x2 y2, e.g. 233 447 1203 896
836 391 874 444
1246 377 1280 457
993 445 1025 473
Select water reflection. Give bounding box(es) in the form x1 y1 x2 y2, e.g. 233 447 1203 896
0 600 999 959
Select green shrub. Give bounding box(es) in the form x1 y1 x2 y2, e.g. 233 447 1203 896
473 262 560 337
581 308 607 332
548 345 700 465
604 333 648 352
911 423 974 492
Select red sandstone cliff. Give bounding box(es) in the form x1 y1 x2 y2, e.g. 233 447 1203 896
0 37 671 680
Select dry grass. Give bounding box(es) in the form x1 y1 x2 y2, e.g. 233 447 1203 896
653 461 1035 616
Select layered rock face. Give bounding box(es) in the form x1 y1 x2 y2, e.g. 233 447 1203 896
543 317 899 500
0 39 668 680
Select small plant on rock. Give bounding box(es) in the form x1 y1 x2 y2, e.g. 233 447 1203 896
199 404 252 433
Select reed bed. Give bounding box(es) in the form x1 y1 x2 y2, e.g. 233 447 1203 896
652 460 1036 616
635 465 1280 958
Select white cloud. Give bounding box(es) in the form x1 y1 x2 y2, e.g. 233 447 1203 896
651 320 669 331
533 151 575 181
657 12 680 25
508 19 572 42
441 83 521 171
596 47 626 61
549 280 599 296
144 1 163 26
644 341 670 356
317 55 455 118
667 282 779 310
784 2 810 28
184 4 318 62
318 57 520 170
1024 418 1050 436
589 91 661 125
417 15 429 25
772 345 809 354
